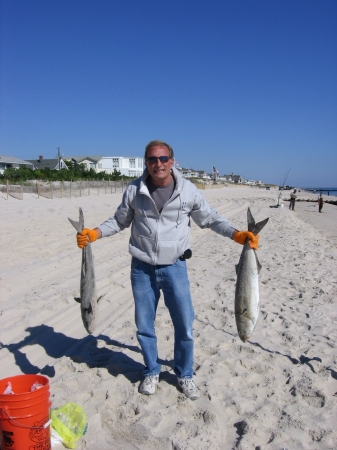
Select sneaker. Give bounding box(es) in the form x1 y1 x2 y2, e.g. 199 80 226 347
177 377 200 400
139 374 159 395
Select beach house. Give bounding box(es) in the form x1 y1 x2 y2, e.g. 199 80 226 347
63 155 103 171
0 155 34 174
100 156 144 178
27 155 68 170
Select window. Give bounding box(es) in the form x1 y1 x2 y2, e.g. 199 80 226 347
138 159 143 168
129 170 137 177
98 163 102 169
129 158 135 168
113 158 119 168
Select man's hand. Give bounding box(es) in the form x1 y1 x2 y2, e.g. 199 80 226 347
77 228 99 249
233 231 259 250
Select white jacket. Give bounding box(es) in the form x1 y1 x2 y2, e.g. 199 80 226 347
99 168 235 265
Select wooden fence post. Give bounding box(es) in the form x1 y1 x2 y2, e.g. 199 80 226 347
6 179 8 200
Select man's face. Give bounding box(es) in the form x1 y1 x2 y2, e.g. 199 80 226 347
145 145 174 186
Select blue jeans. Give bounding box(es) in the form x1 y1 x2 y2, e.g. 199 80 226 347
130 257 194 378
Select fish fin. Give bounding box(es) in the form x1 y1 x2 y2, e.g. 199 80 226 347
247 207 256 232
235 264 239 275
68 217 82 233
79 208 85 229
87 304 93 313
247 207 269 235
68 207 85 233
255 252 262 273
74 297 81 303
254 217 269 235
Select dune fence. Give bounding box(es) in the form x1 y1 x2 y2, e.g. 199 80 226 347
0 179 129 200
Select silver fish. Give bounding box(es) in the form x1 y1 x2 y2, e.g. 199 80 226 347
68 208 103 334
235 208 269 343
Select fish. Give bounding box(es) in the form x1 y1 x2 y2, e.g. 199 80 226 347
68 208 104 334
235 208 269 343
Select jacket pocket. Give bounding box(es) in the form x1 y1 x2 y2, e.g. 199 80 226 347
139 235 156 255
157 240 180 263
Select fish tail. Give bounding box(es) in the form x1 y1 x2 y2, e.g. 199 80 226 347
247 207 269 235
68 207 85 233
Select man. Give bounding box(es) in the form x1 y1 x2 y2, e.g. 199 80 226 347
76 140 258 400
289 189 297 210
318 192 323 213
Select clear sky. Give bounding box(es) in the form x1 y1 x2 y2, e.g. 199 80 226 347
1 0 336 187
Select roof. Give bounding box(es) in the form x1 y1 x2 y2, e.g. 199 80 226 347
0 155 34 167
63 155 103 163
26 158 66 170
180 167 206 173
102 156 142 159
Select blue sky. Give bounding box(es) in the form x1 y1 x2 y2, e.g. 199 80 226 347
1 0 336 187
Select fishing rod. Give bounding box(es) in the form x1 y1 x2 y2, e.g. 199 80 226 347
270 167 291 208
277 167 291 205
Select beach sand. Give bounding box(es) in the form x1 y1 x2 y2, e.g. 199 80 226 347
1 186 337 449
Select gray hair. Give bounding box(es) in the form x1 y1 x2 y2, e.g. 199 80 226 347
144 140 174 160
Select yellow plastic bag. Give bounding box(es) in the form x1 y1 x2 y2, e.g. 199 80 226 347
51 403 87 449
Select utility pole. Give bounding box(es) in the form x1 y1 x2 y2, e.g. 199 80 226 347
58 147 61 170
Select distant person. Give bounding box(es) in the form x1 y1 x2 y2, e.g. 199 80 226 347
318 193 323 213
75 140 260 401
289 189 297 210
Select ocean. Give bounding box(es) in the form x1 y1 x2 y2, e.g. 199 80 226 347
301 188 337 198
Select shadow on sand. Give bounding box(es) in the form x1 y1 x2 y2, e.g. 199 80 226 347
1 324 175 385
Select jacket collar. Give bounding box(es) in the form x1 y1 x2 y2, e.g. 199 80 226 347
140 167 182 195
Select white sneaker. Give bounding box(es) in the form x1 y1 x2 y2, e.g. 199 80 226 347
177 377 200 400
139 374 159 395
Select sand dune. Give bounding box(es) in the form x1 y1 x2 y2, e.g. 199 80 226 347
1 186 336 449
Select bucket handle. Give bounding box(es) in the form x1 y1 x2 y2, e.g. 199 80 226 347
1 407 52 430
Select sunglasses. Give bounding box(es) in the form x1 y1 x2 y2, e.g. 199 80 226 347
146 156 171 164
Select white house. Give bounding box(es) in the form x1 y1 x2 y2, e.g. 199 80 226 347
178 167 209 179
100 156 144 177
63 155 144 177
0 155 34 174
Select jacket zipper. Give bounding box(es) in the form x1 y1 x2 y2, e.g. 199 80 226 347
140 186 181 265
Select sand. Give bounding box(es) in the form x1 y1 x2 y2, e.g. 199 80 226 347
1 186 337 449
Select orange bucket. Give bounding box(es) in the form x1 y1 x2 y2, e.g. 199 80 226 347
0 374 51 450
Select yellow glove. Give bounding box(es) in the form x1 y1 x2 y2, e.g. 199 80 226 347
233 231 259 250
76 228 99 249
